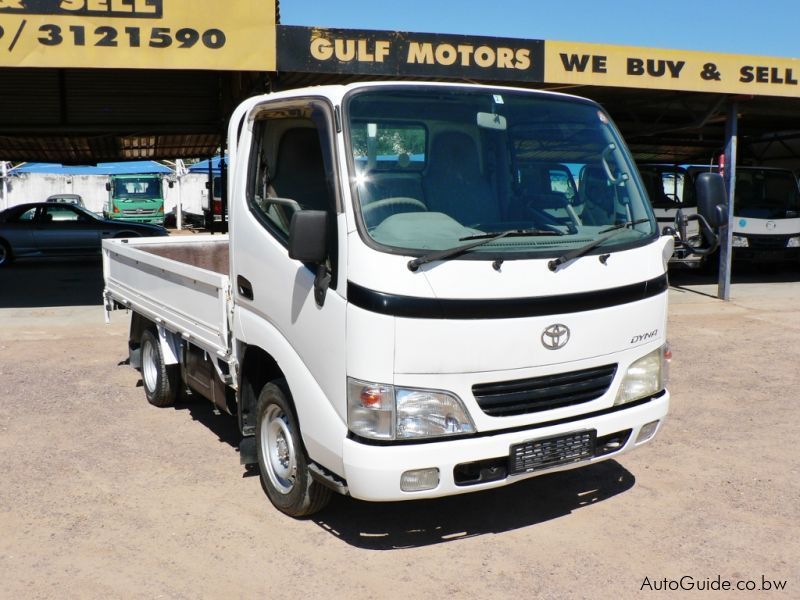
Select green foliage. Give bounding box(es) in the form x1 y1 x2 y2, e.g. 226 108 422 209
351 124 426 158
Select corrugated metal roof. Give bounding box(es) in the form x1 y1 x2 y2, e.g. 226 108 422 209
0 68 231 162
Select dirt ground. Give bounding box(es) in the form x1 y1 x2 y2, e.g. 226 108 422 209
0 258 798 599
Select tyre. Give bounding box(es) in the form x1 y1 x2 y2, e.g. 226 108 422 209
256 380 331 517
140 329 180 407
0 240 12 267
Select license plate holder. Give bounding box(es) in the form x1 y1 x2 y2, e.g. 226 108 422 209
509 430 596 475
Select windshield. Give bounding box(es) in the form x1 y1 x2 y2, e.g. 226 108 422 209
734 168 800 219
113 177 162 200
346 87 656 259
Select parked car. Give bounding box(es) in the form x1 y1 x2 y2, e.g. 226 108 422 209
46 193 85 208
0 202 168 267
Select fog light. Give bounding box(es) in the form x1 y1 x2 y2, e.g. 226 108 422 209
732 235 749 248
400 468 440 492
635 420 660 444
786 236 800 248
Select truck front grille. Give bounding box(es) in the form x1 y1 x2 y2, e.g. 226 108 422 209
472 364 617 417
121 209 157 216
746 235 786 250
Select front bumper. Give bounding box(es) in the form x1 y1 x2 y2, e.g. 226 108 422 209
342 391 669 501
733 245 800 262
113 215 165 225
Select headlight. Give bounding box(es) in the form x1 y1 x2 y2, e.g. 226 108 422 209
614 346 667 406
347 378 475 440
786 236 800 248
732 235 749 248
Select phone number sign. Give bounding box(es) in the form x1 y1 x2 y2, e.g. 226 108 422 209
0 0 276 70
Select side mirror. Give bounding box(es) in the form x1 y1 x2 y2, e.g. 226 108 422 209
695 172 727 229
105 182 111 191
288 210 328 264
168 181 174 189
288 210 331 307
205 181 211 190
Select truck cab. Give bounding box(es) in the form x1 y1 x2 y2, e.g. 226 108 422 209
229 83 671 508
724 166 800 262
638 164 704 267
104 173 166 225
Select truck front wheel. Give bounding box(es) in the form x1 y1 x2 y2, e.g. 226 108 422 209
256 380 331 517
140 329 180 407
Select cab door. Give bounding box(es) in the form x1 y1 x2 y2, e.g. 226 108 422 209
231 97 347 456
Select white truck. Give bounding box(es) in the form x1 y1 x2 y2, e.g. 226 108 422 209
103 82 725 517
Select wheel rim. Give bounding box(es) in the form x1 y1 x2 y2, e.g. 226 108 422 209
142 338 158 393
0 245 7 265
260 404 297 495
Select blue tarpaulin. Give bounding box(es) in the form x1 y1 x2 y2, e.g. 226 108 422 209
10 161 173 176
188 156 227 173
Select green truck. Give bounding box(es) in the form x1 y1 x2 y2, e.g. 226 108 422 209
103 174 166 225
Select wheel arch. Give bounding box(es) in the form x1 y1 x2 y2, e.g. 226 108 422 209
128 311 153 369
128 312 180 369
0 237 13 264
238 344 284 437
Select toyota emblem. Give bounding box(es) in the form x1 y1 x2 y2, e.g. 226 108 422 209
542 324 570 350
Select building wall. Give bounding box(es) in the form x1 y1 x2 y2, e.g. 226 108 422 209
5 172 211 225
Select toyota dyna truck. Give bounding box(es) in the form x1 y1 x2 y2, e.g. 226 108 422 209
102 82 725 517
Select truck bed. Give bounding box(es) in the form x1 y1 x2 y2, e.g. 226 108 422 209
139 241 230 276
102 235 232 357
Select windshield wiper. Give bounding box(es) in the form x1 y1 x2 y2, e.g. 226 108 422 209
548 218 650 272
407 228 563 272
459 228 565 241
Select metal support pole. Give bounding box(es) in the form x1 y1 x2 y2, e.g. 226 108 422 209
718 101 737 301
0 161 8 210
207 157 214 234
220 141 227 233
175 159 184 231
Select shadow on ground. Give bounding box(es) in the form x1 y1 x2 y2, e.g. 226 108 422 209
144 382 636 550
0 257 104 308
312 460 635 550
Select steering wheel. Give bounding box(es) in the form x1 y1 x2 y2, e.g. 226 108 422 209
362 197 427 227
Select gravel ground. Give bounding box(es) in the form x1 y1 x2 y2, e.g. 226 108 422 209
0 258 798 599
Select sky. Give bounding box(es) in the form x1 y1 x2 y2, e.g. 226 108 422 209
279 0 799 59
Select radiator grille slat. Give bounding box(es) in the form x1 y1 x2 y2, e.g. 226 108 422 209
473 364 617 417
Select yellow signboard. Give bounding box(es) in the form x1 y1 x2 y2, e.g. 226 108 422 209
546 41 800 98
0 0 275 71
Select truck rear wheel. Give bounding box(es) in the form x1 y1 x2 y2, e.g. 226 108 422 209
256 380 331 517
140 329 180 407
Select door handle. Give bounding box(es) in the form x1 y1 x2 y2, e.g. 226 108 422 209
237 275 254 300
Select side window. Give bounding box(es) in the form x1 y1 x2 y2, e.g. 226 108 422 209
248 107 337 244
659 172 687 207
49 206 80 222
350 122 426 172
547 168 577 203
17 208 38 222
640 169 685 209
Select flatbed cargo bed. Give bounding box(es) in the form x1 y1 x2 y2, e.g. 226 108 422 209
102 235 232 358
